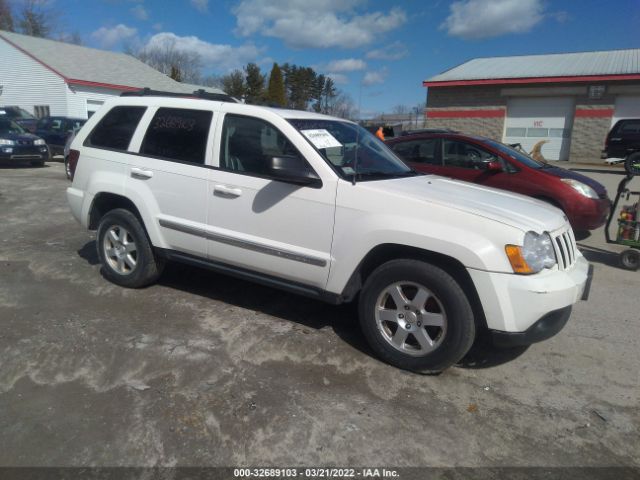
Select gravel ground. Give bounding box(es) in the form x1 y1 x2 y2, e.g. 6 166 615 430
0 162 638 469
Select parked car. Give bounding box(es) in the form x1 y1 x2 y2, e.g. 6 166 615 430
386 132 611 231
0 106 38 132
66 91 591 373
602 118 640 173
0 117 49 166
35 116 86 157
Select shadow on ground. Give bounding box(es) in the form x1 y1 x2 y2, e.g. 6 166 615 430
578 244 623 269
78 240 530 371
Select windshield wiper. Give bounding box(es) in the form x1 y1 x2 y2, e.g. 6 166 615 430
354 171 418 179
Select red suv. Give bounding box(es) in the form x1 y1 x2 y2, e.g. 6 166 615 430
386 133 611 231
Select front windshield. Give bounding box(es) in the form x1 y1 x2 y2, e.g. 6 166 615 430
289 119 415 181
482 139 546 169
0 118 26 135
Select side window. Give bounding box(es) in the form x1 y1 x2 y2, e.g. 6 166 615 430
620 121 640 134
87 106 146 151
392 139 439 164
220 114 303 176
442 140 499 169
140 108 212 164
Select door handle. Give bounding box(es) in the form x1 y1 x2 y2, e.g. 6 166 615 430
214 184 242 198
131 167 154 179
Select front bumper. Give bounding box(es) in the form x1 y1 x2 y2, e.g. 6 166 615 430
491 305 572 347
568 197 611 231
0 145 49 164
468 255 591 335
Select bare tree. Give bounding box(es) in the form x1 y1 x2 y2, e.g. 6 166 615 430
0 0 14 32
17 0 57 38
326 92 358 120
392 104 410 115
57 31 83 45
132 39 203 84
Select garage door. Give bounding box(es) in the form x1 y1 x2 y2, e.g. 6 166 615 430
503 97 575 161
612 96 640 126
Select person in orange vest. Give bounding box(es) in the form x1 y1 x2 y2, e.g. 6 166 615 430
375 126 385 141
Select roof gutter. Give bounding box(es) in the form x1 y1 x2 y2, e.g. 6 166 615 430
423 74 640 88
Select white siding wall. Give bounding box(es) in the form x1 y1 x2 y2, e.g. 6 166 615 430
0 38 68 116
66 84 125 119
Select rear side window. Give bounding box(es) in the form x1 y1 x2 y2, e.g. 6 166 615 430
140 108 212 164
87 106 146 151
619 121 640 134
392 139 439 164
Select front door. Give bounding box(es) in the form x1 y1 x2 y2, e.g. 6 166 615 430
207 113 336 288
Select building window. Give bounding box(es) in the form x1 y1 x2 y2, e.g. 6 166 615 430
34 105 50 118
526 128 549 137
505 127 526 137
588 85 606 99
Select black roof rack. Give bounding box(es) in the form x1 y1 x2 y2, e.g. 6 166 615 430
120 87 238 103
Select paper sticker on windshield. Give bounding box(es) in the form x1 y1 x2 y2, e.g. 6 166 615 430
301 129 342 149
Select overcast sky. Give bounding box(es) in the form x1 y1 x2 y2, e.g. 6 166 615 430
51 0 640 116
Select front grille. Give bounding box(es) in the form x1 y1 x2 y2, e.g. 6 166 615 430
10 154 41 160
553 228 577 271
16 139 32 146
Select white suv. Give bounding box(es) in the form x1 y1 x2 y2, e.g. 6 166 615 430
67 90 592 372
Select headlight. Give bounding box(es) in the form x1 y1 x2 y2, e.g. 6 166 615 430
505 231 556 274
561 178 598 199
34 139 46 145
0 139 15 146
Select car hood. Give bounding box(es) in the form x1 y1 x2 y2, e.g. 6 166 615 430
0 132 41 141
539 165 608 197
367 175 567 232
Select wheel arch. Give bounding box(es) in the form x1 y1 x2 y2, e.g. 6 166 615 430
88 192 144 231
340 243 488 330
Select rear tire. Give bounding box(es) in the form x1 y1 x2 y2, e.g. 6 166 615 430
96 208 164 288
620 249 639 271
358 259 476 373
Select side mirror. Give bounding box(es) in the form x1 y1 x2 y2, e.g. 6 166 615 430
269 156 321 187
485 160 503 172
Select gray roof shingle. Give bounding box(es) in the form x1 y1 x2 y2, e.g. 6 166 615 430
426 49 640 83
0 30 224 94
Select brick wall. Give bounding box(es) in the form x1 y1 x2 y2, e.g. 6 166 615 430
569 106 615 162
426 116 505 140
423 81 640 163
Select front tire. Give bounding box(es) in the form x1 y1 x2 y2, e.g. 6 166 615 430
96 208 164 288
359 259 476 373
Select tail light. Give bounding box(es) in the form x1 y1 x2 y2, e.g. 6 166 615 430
68 149 80 180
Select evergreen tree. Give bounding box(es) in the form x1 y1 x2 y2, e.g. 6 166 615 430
220 70 246 100
244 63 265 105
266 63 286 107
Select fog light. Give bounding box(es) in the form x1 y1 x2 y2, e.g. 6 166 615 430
3 147 13 153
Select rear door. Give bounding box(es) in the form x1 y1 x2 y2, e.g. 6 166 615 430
125 106 215 258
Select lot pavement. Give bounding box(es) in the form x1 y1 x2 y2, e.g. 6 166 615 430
0 163 638 469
